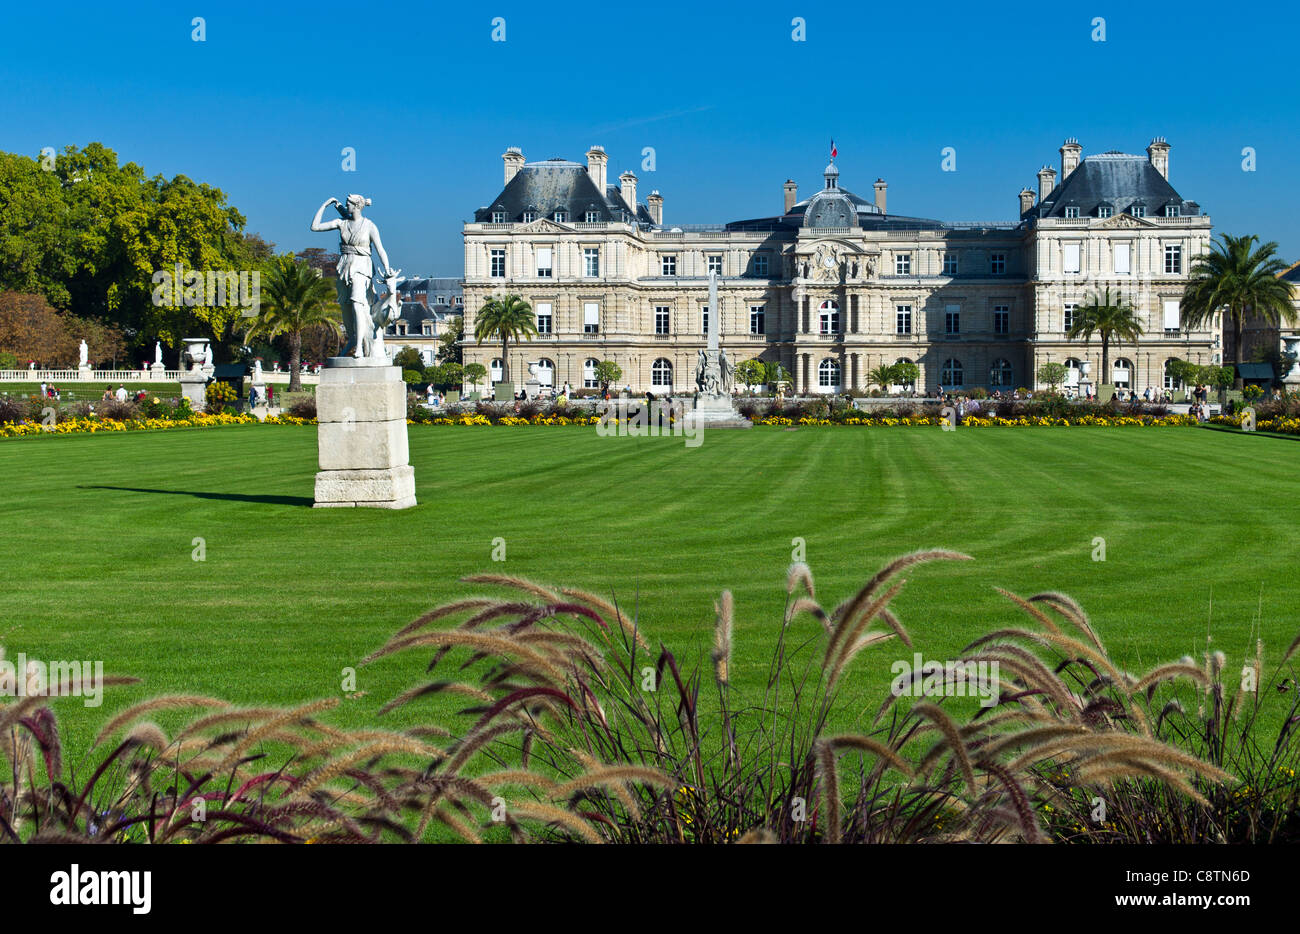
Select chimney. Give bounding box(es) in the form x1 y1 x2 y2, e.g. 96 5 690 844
619 170 637 214
873 178 888 214
1019 187 1036 214
647 190 663 225
783 179 798 213
1060 138 1082 178
1147 137 1170 179
586 145 608 192
503 147 524 185
1037 165 1057 201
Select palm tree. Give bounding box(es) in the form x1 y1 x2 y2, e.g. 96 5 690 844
866 363 897 393
246 255 340 392
1180 234 1297 388
1066 287 1144 382
473 293 537 385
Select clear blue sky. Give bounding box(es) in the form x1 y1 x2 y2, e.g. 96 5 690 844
3 0 1297 275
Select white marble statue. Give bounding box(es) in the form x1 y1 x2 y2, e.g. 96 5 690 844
310 194 400 360
253 359 264 382
78 340 88 366
154 341 163 365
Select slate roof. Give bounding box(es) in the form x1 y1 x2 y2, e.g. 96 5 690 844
1027 152 1200 220
474 160 654 225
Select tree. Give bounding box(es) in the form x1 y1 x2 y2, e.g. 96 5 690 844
1036 362 1068 393
736 358 766 389
472 294 535 384
437 315 464 364
1066 287 1144 380
1181 234 1297 388
244 255 339 392
464 362 487 393
593 360 622 394
426 362 463 391
867 363 898 392
892 361 920 390
0 292 76 364
763 361 790 385
392 345 424 372
1165 358 1198 390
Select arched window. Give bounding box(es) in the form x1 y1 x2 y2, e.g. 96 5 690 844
536 358 554 387
941 358 963 387
817 358 841 390
894 357 915 390
1163 359 1179 391
989 358 1013 387
1064 357 1082 388
489 358 504 383
651 358 673 387
1112 358 1133 389
582 358 599 389
818 300 840 335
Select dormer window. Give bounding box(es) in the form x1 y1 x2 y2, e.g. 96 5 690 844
584 211 599 223
1164 204 1180 218
1098 205 1113 218
522 211 536 223
553 210 567 223
1130 203 1146 218
491 211 506 223
1064 205 1080 219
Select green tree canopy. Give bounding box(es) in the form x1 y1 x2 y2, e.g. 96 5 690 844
1036 362 1068 392
464 362 487 390
593 360 622 393
473 294 535 384
1181 234 1296 387
437 315 463 364
1066 287 1144 379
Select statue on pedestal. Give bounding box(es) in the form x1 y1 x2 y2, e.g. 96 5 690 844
78 340 88 367
310 194 401 360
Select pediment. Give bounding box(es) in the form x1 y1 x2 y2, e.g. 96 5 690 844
1096 213 1156 229
516 218 572 234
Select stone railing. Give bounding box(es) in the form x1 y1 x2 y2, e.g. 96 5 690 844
0 368 320 385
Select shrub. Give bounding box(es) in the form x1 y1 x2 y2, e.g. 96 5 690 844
402 369 424 386
99 398 138 421
288 396 317 419
0 397 25 424
205 381 236 409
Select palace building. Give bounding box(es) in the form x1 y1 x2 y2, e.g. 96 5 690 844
461 140 1217 395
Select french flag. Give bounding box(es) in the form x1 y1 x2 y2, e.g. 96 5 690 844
830 140 837 159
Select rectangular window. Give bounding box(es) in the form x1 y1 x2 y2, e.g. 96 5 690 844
1163 299 1181 331
422 321 432 336
536 247 553 278
584 248 600 277
1131 204 1146 218
991 253 1006 274
819 309 839 335
522 211 536 223
994 305 1009 334
1064 303 1078 331
490 249 506 278
943 253 958 276
701 307 709 335
1063 243 1081 274
1164 245 1182 274
1165 204 1180 217
945 304 960 335
1098 205 1113 218
895 253 911 275
654 305 670 335
1114 243 1131 275
896 305 912 335
707 255 723 275
491 211 505 223
750 305 765 335
583 302 599 334
554 211 567 223
1064 206 1079 219
661 254 677 276
753 254 769 277
536 302 552 334
584 211 598 223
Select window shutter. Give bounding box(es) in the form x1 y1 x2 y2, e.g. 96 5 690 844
1114 243 1130 274
537 247 552 268
584 303 599 326
1162 300 1180 330
1063 243 1081 273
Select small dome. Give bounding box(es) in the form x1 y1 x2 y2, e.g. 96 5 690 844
824 162 839 177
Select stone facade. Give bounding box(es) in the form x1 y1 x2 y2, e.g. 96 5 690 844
462 140 1217 396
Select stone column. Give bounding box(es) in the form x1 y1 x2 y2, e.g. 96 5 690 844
314 361 416 509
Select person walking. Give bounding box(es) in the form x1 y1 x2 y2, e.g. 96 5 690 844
115 384 128 402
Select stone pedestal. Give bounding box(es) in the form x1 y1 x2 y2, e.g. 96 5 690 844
690 393 752 429
78 364 92 381
524 379 542 400
179 369 208 412
313 359 417 509
150 362 166 381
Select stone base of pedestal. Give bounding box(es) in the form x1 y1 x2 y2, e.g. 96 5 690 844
78 365 92 380
178 370 208 412
313 360 416 509
690 394 752 429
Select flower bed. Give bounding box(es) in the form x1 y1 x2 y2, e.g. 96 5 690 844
758 413 1197 428
0 412 312 438
1209 413 1300 436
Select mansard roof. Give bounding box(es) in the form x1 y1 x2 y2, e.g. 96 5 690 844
473 160 654 224
1029 152 1200 219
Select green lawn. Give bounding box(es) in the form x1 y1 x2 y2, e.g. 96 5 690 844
1 423 1296 761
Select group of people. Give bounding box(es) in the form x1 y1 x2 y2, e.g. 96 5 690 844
37 381 62 400
247 384 273 408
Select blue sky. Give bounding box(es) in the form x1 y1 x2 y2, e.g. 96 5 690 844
2 0 1297 275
